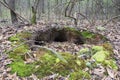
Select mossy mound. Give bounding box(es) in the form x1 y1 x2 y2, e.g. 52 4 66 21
6 26 117 79
8 46 89 79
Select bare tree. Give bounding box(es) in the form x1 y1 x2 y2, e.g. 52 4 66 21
31 0 40 24
114 0 120 15
65 0 77 26
38 0 45 19
0 3 2 16
8 0 18 24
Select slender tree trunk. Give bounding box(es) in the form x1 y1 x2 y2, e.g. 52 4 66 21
114 0 120 20
0 3 2 16
31 0 40 24
8 0 18 24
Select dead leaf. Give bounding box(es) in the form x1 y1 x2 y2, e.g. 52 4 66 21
106 67 117 78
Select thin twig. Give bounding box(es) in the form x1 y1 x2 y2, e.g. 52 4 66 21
31 45 68 63
0 0 29 23
5 40 33 54
102 15 120 26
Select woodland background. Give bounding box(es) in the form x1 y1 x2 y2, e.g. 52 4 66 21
0 0 120 26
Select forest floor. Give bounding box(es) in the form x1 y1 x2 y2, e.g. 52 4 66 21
0 21 120 80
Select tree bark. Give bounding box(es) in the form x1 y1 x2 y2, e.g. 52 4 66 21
0 3 2 16
8 0 18 24
115 0 120 15
31 0 40 24
114 0 120 20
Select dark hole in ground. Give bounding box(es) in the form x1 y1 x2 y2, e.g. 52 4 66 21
54 31 68 42
33 27 90 45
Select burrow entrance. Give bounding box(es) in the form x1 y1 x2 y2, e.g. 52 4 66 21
34 27 109 45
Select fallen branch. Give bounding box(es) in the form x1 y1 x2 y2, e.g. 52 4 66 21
31 45 68 63
102 15 120 26
77 12 92 25
4 40 33 54
0 0 29 23
5 39 67 63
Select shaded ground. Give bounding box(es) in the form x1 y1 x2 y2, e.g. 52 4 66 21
0 21 120 79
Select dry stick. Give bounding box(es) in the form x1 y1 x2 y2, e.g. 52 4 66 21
4 40 33 54
64 0 91 27
3 0 29 23
102 15 120 26
4 40 35 60
26 51 35 61
31 45 67 63
0 0 29 23
5 39 67 63
77 12 92 24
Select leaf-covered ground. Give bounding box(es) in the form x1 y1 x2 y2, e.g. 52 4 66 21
0 21 120 80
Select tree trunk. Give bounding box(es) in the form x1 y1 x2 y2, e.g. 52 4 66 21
0 3 2 16
31 0 40 24
115 0 120 15
8 0 18 24
114 0 120 21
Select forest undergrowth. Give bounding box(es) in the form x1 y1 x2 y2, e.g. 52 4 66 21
0 21 120 80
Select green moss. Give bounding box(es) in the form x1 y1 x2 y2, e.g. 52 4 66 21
9 52 24 60
79 48 89 54
31 12 36 24
81 31 95 39
8 34 20 42
77 45 118 70
13 45 29 54
69 70 91 80
92 51 107 62
64 27 81 34
104 60 118 70
9 60 35 77
92 46 104 52
34 52 86 78
8 32 32 42
102 42 113 53
18 32 32 39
